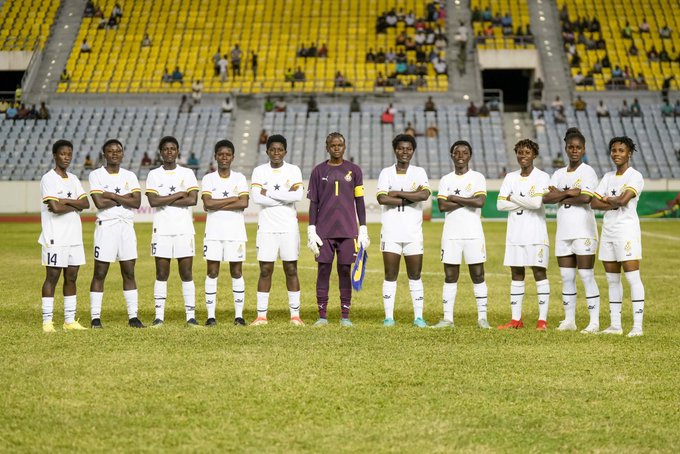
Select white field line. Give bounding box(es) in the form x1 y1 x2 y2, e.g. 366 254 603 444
641 231 680 241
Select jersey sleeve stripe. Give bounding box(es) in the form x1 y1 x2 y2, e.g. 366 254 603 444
437 194 447 200
581 190 594 197
42 196 59 202
238 191 249 196
89 190 104 195
421 187 432 194
473 191 487 196
622 186 638 196
130 188 141 193
77 194 89 200
201 191 212 196
376 191 388 197
251 183 263 189
498 195 508 201
145 189 159 195
354 185 365 197
186 186 199 192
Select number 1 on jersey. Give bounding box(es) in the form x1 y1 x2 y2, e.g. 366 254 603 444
335 181 339 196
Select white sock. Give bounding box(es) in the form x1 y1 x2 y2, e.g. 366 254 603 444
256 291 269 319
288 291 301 317
42 297 54 323
625 270 645 330
536 279 550 321
510 280 525 320
606 272 623 329
233 277 245 318
182 280 196 321
382 280 397 319
473 282 488 320
442 282 457 322
205 276 217 319
123 289 138 319
559 267 577 323
90 291 103 320
64 295 77 324
154 280 167 321
578 268 600 326
409 279 424 319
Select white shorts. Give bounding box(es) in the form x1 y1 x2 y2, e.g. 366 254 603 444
42 244 86 268
256 231 300 262
441 238 486 265
151 234 195 259
555 238 597 257
94 221 138 262
381 240 424 256
598 237 642 262
504 244 549 268
203 239 246 262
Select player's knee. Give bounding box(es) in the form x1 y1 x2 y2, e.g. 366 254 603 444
283 265 297 278
471 272 485 284
207 270 219 279
64 270 79 285
406 271 421 280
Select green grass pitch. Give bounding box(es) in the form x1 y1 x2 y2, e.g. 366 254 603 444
1 220 679 451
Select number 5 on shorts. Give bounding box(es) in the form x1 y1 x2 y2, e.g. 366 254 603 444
151 243 156 255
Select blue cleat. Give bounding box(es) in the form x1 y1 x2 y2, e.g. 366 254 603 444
383 318 396 327
340 318 354 327
413 317 428 328
313 318 329 327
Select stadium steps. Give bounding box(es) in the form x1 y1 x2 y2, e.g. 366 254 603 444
447 0 482 100
25 0 84 100
527 0 572 103
229 109 262 177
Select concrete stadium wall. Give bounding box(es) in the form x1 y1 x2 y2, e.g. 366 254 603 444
3 179 679 221
0 51 32 70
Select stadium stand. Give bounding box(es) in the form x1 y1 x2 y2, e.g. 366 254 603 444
470 0 534 49
559 0 680 91
59 0 448 94
0 106 232 181
260 104 505 179
535 105 680 178
0 0 60 50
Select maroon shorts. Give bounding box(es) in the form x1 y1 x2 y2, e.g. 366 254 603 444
317 237 357 265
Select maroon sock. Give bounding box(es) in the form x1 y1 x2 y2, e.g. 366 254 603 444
316 262 332 319
338 263 352 319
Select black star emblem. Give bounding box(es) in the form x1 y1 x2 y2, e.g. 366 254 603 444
611 189 617 196
562 185 569 191
66 192 72 198
114 187 121 194
222 191 229 197
274 184 281 190
519 192 525 197
454 188 461 195
169 185 176 193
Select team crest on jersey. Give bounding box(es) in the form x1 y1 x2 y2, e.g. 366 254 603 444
466 183 472 192
344 171 353 182
180 179 185 189
538 249 544 259
624 241 631 252
529 185 536 196
238 244 244 253
574 178 582 188
584 239 592 246
410 182 418 191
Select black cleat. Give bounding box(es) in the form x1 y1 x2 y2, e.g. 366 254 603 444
186 318 202 328
91 318 103 329
151 318 164 328
205 318 217 327
234 317 246 326
128 317 145 328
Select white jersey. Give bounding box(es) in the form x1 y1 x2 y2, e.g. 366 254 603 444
438 170 486 240
201 170 249 241
39 169 87 247
145 165 199 236
251 161 303 233
498 168 550 246
376 164 431 243
549 164 599 240
595 167 644 240
88 166 141 223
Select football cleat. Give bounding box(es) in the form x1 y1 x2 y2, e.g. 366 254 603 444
290 316 305 326
627 327 643 337
497 319 524 330
599 326 623 335
91 318 103 329
536 320 548 331
313 318 329 327
250 317 268 326
431 319 454 329
205 318 217 327
151 318 164 328
580 323 599 334
128 317 145 328
186 318 202 328
413 317 428 328
63 320 88 331
42 321 56 333
477 319 491 329
233 317 246 326
340 318 354 327
556 320 577 331
383 318 396 327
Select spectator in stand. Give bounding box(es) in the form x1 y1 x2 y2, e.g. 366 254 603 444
112 3 123 23
533 112 546 129
660 25 672 39
466 102 478 118
478 103 490 117
334 71 351 88
375 48 386 63
231 44 242 77
551 96 565 112
350 97 361 113
482 6 492 21
284 67 294 85
647 45 659 61
60 69 71 83
161 68 172 83
84 0 95 17
630 98 642 117
0 99 10 114
264 97 274 112
17 103 30 119
251 51 258 79
426 124 438 137
141 152 152 167
187 153 199 169
661 102 674 117
573 71 586 85
385 48 396 63
573 96 587 111
275 98 287 112
318 43 328 58
434 58 447 76
661 75 675 104
6 103 18 120
221 97 234 114
179 95 192 113
307 43 317 57
37 102 50 120
424 96 437 112
659 47 670 62
375 72 387 87
80 39 92 53
381 104 395 124
259 129 268 146
366 49 376 62
191 80 203 104
307 96 319 113
84 155 94 169
297 43 308 58
554 105 567 123
630 73 647 90
293 67 306 84
674 100 680 117
212 48 222 76
639 18 650 33
218 54 228 82
404 122 417 137
171 66 184 84
619 100 631 117
141 33 152 47
621 21 633 39
628 42 639 56
596 100 610 118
